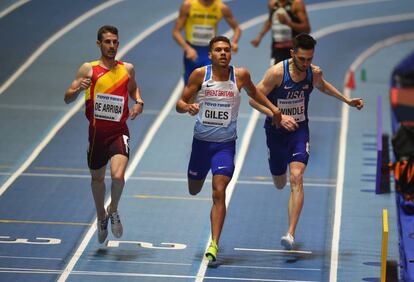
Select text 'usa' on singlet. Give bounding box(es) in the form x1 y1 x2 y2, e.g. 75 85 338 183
271 0 300 44
265 59 313 129
85 60 130 128
194 65 241 142
185 0 222 46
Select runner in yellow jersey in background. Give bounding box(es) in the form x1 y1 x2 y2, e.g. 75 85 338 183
172 0 241 84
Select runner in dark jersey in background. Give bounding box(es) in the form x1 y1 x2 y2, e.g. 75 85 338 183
251 0 310 65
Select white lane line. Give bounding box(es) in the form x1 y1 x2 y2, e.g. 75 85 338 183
1 267 319 281
0 255 62 261
0 0 123 95
0 0 124 196
350 32 414 70
234 247 312 255
57 12 184 282
117 12 177 59
221 264 319 272
0 267 58 274
0 0 30 19
306 0 391 11
313 13 414 39
87 259 320 272
329 32 414 282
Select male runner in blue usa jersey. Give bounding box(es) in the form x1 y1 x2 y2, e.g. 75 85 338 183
250 33 364 250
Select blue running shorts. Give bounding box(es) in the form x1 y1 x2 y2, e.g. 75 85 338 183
265 124 310 176
187 138 235 180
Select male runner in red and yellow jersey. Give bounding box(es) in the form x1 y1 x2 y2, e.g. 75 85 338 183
172 0 241 84
64 25 144 244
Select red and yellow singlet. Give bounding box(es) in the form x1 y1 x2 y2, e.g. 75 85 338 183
85 60 130 128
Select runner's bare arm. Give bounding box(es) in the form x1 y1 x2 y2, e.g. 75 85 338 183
249 64 283 116
251 1 273 47
176 67 205 115
125 62 144 120
313 65 364 110
222 3 241 52
288 0 311 33
64 63 92 104
172 1 197 61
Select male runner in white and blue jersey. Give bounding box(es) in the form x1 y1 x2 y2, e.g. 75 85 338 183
250 33 364 250
176 36 281 261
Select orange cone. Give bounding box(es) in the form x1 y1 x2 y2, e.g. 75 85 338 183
346 70 355 90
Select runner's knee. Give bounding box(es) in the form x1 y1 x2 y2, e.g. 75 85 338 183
212 188 225 204
111 174 125 187
273 174 287 189
188 178 204 195
289 169 304 188
91 174 105 185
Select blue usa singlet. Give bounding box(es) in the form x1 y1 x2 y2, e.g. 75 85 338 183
265 59 313 130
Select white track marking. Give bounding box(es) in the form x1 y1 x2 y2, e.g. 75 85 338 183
329 32 414 282
0 0 30 19
0 0 123 95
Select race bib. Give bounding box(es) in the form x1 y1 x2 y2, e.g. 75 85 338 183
201 101 232 127
192 25 215 46
278 98 305 122
94 93 124 122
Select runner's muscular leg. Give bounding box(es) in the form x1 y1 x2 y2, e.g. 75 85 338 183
109 154 128 212
90 166 107 220
210 174 231 244
287 161 306 236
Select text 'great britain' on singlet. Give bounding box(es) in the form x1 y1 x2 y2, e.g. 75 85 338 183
185 0 222 46
85 60 130 127
194 64 241 142
265 59 313 128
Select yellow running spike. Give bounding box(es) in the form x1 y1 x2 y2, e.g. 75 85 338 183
205 240 218 261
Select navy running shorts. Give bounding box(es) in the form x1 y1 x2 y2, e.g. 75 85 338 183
187 137 235 180
265 124 310 176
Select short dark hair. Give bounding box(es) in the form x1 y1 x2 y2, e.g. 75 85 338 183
293 33 316 51
97 25 118 41
209 36 231 51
